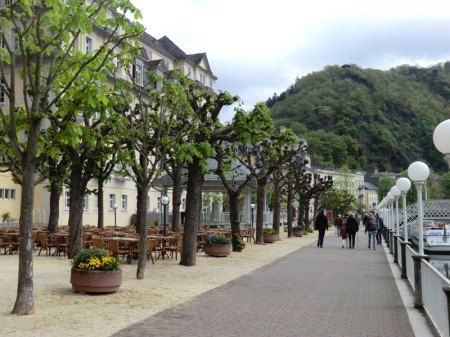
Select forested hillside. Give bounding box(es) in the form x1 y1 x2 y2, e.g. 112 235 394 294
268 63 450 173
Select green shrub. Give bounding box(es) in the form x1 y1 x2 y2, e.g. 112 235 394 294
232 233 246 251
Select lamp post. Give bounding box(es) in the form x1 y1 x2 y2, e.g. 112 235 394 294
396 177 412 242
396 177 412 279
161 196 169 259
390 186 401 235
408 161 430 309
113 204 118 228
408 161 430 256
161 196 169 237
433 119 450 167
390 186 401 263
250 203 255 229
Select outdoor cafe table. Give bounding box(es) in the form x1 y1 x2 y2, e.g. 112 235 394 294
107 237 139 264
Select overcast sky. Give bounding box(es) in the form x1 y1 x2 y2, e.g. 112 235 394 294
131 0 450 121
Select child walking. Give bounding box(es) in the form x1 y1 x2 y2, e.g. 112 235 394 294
341 224 347 248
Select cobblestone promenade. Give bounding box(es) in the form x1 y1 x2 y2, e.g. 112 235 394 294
113 230 436 337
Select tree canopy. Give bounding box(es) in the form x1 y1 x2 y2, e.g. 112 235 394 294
269 63 450 173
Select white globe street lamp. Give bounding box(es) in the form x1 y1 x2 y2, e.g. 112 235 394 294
408 161 430 255
390 186 401 235
396 177 411 241
433 119 450 167
161 196 170 259
250 203 255 229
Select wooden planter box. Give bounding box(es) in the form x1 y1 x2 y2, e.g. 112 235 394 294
204 243 232 257
70 268 122 294
263 234 277 243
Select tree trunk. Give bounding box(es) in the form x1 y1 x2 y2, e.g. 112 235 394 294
171 165 182 232
67 158 90 258
136 184 149 279
47 181 62 233
12 158 36 315
255 179 266 244
229 191 241 249
286 184 293 238
180 158 202 266
97 178 104 228
272 173 281 240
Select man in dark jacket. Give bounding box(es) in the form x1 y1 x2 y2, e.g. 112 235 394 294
314 209 328 248
346 212 359 249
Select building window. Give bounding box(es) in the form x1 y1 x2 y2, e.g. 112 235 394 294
85 36 93 54
157 196 161 212
121 194 128 211
133 63 143 85
0 188 16 200
64 190 70 210
182 198 186 211
94 194 98 211
109 193 116 210
199 73 206 84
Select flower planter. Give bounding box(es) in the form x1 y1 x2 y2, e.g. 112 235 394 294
292 229 303 237
70 268 122 294
204 243 232 257
263 234 277 243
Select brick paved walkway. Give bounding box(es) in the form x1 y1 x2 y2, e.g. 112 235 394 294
112 230 428 337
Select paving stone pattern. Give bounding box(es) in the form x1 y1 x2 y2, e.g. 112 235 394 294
113 231 416 337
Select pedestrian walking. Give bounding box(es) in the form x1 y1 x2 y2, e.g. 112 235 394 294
365 212 377 250
340 223 347 248
314 209 328 248
335 214 343 237
345 212 359 249
376 213 384 244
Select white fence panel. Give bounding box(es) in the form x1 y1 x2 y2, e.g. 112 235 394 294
421 260 450 337
405 244 415 289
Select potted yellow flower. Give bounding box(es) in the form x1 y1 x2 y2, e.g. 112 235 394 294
70 247 122 294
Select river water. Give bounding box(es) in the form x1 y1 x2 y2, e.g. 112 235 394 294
429 256 450 279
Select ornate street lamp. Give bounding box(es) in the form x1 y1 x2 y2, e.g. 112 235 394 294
113 204 118 228
396 177 412 241
433 119 450 167
250 203 255 229
408 161 430 256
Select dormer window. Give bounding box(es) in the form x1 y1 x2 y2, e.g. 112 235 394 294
85 36 93 54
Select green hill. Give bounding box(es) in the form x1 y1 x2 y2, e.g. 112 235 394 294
268 63 450 173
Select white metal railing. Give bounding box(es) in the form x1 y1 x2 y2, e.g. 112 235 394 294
405 244 415 288
396 238 402 267
421 260 450 337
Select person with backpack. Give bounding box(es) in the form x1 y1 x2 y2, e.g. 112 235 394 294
365 212 377 250
376 213 385 244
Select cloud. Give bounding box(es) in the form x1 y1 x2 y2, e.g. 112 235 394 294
131 0 450 121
